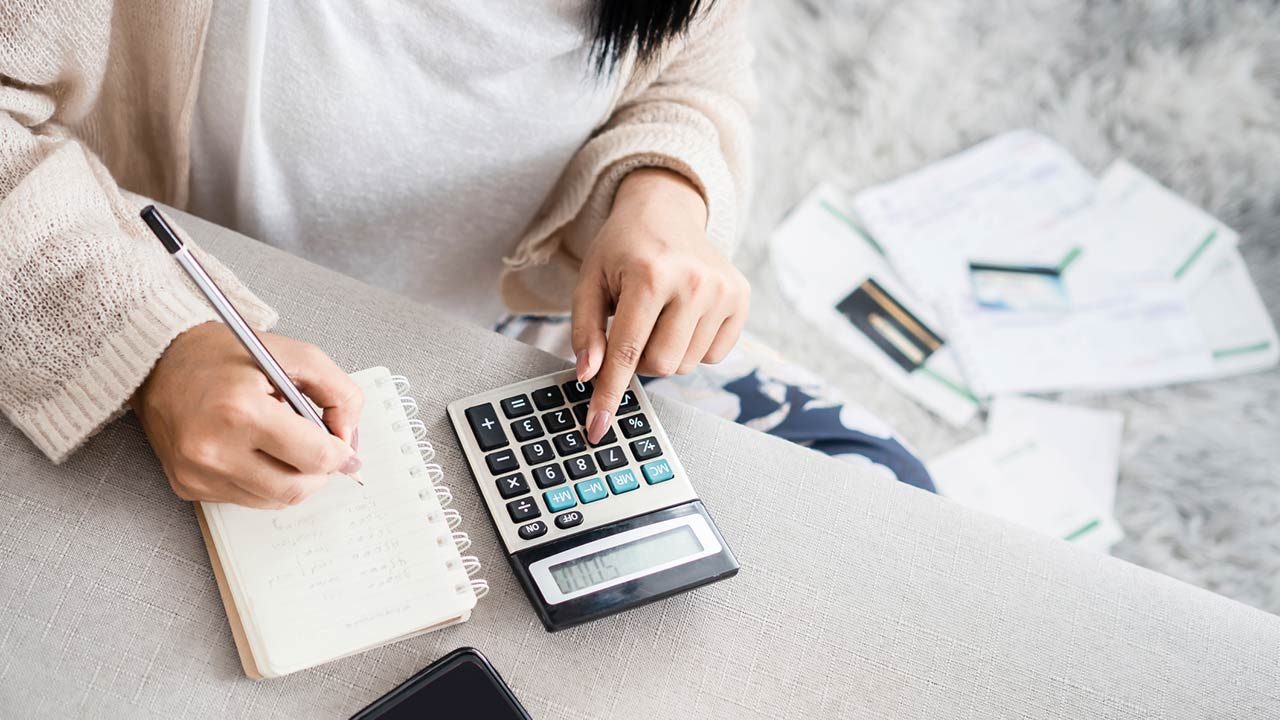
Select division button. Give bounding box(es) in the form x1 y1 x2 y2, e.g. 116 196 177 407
507 497 541 523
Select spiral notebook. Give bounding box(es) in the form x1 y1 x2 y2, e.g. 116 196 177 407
195 367 486 679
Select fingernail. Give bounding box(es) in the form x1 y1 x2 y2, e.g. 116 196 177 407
588 410 611 445
351 427 360 451
576 352 591 383
339 454 363 475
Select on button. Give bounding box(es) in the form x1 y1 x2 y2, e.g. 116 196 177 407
519 521 548 540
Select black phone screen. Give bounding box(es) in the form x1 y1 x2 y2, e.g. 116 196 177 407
353 649 529 720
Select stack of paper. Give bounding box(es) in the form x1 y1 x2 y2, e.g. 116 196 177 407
930 397 1125 553
850 130 1278 398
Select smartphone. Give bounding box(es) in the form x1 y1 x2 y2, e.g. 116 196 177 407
350 647 531 720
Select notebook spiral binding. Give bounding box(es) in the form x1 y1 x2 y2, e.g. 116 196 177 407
383 375 489 600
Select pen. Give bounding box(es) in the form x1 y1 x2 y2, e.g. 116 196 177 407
139 205 363 486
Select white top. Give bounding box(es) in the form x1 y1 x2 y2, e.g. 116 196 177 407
189 0 618 325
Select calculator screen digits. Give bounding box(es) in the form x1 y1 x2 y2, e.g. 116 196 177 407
548 525 704 595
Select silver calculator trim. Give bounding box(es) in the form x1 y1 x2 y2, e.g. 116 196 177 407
528 514 721 604
447 370 699 554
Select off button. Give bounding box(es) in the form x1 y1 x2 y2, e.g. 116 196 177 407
555 511 584 530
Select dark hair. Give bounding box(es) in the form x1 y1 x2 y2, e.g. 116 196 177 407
589 0 713 73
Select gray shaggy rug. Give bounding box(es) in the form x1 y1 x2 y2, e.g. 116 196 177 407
740 0 1280 613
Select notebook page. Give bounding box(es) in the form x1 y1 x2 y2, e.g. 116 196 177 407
202 367 474 677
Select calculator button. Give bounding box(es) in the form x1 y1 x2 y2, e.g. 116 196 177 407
544 408 575 433
594 446 627 471
606 469 640 494
464 403 508 451
507 497 541 523
521 440 554 465
543 487 578 513
629 436 662 461
564 454 597 480
552 430 586 456
518 521 548 540
511 415 544 442
495 473 529 499
587 425 617 447
563 379 593 403
532 386 565 410
641 460 675 485
572 403 589 426
486 449 519 474
555 511 584 530
500 395 534 419
619 413 651 438
575 477 609 504
617 390 641 416
532 463 566 488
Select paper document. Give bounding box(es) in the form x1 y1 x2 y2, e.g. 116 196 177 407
769 184 980 425
931 397 1125 552
852 130 1096 304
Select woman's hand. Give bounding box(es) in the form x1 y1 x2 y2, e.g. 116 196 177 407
572 168 750 444
132 322 364 508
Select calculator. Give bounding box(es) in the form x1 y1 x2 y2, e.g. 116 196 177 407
447 370 738 631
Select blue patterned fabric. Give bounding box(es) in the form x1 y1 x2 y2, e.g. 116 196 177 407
497 315 935 493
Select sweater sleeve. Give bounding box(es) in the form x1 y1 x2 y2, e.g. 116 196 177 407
500 0 758 314
0 4 277 462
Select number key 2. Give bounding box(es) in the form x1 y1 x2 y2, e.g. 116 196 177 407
544 408 574 433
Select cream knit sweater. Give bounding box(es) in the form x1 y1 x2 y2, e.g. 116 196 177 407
0 1 755 463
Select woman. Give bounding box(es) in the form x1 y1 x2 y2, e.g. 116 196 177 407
1 0 930 508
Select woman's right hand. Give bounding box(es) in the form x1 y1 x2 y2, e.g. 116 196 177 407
132 322 364 509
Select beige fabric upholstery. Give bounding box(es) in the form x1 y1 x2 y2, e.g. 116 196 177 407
0 209 1276 718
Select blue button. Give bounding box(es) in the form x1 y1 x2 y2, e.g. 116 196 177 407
641 460 674 484
575 477 609 504
543 487 577 513
606 469 640 494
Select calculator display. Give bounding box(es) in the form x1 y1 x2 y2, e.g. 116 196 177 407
548 526 703 595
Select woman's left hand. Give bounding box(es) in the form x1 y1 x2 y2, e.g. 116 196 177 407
572 168 750 445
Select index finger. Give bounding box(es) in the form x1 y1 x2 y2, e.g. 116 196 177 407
587 288 663 443
269 339 365 443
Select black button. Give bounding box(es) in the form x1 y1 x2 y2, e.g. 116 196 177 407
521 440 554 465
619 413 651 438
495 473 528 499
572 403 589 426
595 445 627 471
485 449 519 474
544 408 575 433
588 425 617 447
555 511 584 530
553 430 586 456
464 403 508 451
518 521 548 540
511 415 544 442
617 390 641 416
532 463 566 488
562 379 593 403
500 395 534 419
507 497 541 523
564 454 597 480
532 386 565 410
629 436 662 461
